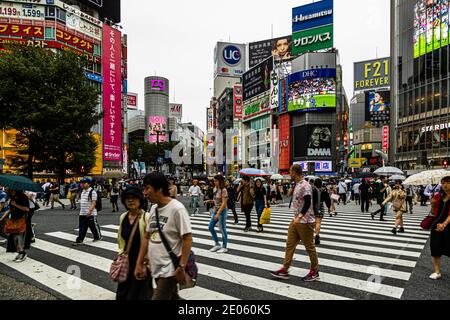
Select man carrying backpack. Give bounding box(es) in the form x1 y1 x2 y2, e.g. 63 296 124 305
72 178 102 246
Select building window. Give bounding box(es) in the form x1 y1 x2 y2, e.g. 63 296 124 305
45 27 55 39
94 44 101 56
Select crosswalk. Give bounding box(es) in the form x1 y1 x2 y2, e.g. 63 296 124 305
0 203 432 300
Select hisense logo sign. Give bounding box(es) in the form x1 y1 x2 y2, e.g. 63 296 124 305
293 9 333 23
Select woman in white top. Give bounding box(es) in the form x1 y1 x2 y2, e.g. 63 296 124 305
24 191 37 249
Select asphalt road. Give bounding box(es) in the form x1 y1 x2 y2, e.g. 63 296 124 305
0 197 448 300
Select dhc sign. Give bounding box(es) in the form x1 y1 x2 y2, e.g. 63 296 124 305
223 45 241 66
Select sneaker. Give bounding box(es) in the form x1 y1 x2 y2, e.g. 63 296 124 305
270 267 290 280
13 253 21 262
209 245 222 253
233 220 239 225
72 241 83 246
17 252 27 262
256 227 263 233
244 228 251 232
392 228 397 235
398 227 405 233
315 235 321 245
93 237 103 242
217 248 229 254
429 273 442 280
302 270 320 282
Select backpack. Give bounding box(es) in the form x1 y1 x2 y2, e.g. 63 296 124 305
88 189 103 212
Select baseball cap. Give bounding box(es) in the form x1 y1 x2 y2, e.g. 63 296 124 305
81 178 93 184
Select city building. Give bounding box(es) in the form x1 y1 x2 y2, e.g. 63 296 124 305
0 0 124 178
144 76 169 145
392 0 450 173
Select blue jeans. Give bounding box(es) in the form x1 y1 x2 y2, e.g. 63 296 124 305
190 196 199 215
255 199 265 228
209 209 228 248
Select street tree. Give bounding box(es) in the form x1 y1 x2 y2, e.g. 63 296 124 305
0 46 101 181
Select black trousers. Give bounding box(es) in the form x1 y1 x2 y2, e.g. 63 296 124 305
406 196 414 213
372 203 385 220
228 201 238 222
361 197 370 212
339 193 347 205
76 215 101 243
242 204 254 229
354 194 361 205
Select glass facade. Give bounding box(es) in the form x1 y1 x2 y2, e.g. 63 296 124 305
394 0 450 171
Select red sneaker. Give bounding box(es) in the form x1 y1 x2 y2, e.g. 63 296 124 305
270 267 290 280
302 269 320 282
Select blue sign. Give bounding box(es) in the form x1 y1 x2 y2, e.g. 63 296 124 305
292 0 333 33
223 45 242 66
289 68 336 82
84 72 103 83
123 80 127 95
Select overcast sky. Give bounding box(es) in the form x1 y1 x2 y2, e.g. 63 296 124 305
121 0 390 132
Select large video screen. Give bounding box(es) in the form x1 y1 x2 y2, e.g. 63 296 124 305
288 77 336 113
413 0 449 59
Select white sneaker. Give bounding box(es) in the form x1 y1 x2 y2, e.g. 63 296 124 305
429 273 442 280
209 245 222 253
217 248 229 254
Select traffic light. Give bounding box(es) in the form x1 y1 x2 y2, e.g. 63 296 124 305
443 161 448 169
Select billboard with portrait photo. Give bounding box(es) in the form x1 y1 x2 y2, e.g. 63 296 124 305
365 91 391 128
149 116 167 143
243 56 273 101
249 36 293 69
293 125 332 158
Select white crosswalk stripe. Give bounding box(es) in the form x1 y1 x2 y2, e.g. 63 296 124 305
0 204 431 300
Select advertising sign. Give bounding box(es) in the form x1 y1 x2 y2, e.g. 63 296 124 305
243 57 273 101
354 58 390 92
169 104 183 121
294 125 332 158
294 161 333 173
292 0 334 56
365 91 391 128
214 42 246 78
77 0 121 24
56 28 94 53
292 0 334 32
413 0 449 59
278 114 291 171
249 35 293 69
66 12 102 41
0 1 44 20
382 126 389 153
149 116 167 144
207 108 214 133
145 77 169 96
243 95 270 121
233 84 243 120
102 24 122 162
0 22 44 38
127 92 138 110
288 68 336 113
55 0 102 26
348 158 367 168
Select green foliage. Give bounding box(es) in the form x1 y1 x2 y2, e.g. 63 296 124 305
0 46 101 181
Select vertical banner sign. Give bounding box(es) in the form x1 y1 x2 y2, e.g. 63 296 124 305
233 84 243 119
102 24 122 162
382 125 389 153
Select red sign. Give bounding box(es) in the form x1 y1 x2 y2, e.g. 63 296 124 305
382 125 389 153
233 84 243 120
278 114 291 171
126 93 137 109
102 24 122 162
56 28 93 53
0 23 44 38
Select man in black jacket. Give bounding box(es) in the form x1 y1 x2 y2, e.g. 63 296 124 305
359 180 371 213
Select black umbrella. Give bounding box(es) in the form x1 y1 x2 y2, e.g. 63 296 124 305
0 174 43 192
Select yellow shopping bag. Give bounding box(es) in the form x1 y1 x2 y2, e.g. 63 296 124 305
259 207 271 225
67 191 72 199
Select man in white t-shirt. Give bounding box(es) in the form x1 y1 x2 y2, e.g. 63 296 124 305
72 178 102 246
188 180 202 216
353 182 361 205
338 179 348 205
135 173 193 300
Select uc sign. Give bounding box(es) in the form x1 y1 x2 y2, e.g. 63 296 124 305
223 45 241 66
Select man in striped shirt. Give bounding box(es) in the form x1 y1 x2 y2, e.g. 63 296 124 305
72 178 102 246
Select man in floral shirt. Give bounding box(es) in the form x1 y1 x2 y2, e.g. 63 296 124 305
270 164 319 282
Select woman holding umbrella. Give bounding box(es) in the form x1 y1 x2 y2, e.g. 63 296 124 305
382 181 407 235
428 175 450 280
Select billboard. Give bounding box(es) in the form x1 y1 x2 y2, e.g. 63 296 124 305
65 12 102 41
243 95 270 121
102 24 122 162
294 125 332 158
413 0 449 59
233 84 243 120
365 91 391 128
292 0 334 56
354 58 390 92
287 68 336 113
382 126 389 153
77 0 121 23
294 161 333 173
0 22 44 38
278 114 291 172
144 77 169 96
149 116 167 144
127 93 138 110
56 28 94 53
214 42 246 78
243 57 273 101
249 36 293 69
0 1 45 20
169 104 183 122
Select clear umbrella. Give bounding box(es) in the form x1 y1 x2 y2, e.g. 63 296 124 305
270 174 284 180
403 170 449 186
374 167 404 176
389 175 406 181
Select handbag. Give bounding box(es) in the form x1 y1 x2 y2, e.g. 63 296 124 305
392 199 403 212
420 215 435 230
155 208 198 290
109 213 142 283
331 194 340 202
4 218 26 234
260 207 271 225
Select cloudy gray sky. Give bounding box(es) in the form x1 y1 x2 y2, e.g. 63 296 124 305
121 0 390 132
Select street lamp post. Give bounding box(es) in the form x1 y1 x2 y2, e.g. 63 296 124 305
137 147 143 179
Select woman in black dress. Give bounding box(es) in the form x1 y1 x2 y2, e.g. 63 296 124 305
429 175 450 280
116 187 153 300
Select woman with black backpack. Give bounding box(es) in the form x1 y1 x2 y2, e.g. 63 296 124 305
312 179 331 245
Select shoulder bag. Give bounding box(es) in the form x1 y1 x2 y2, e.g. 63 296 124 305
421 200 447 231
4 217 26 234
109 212 142 283
155 208 198 290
